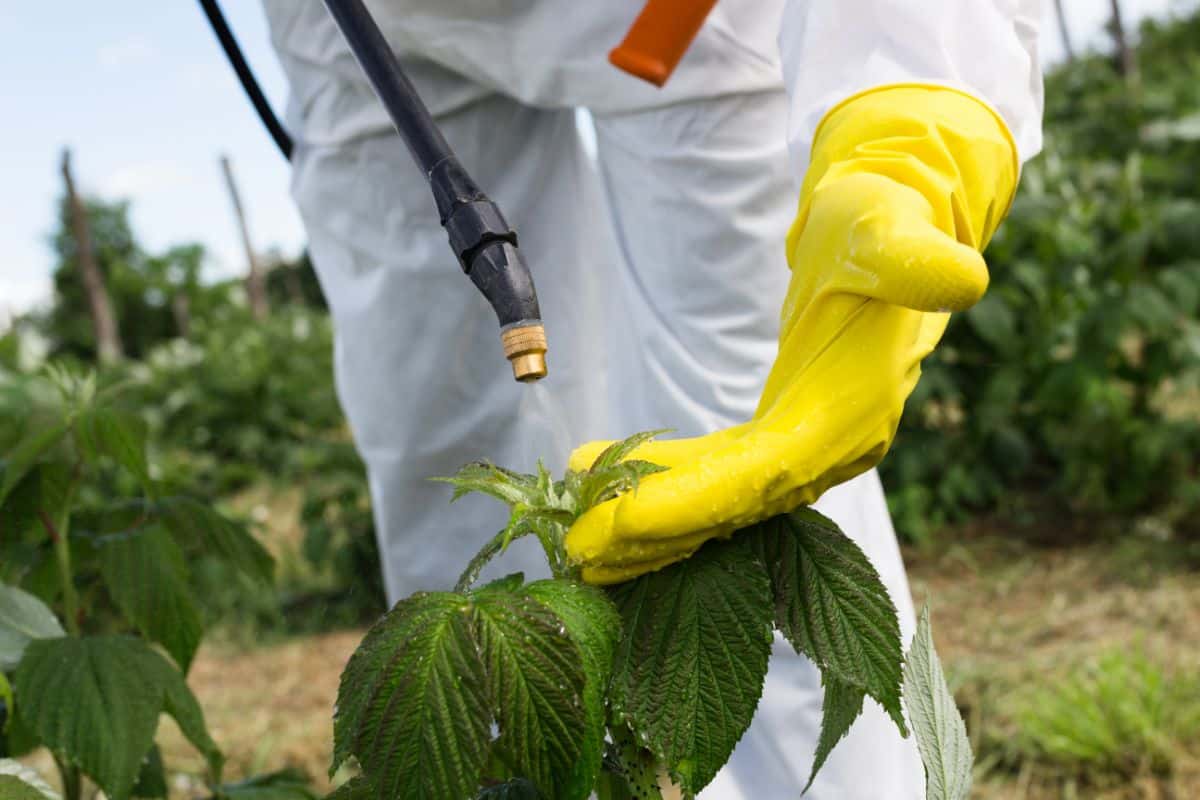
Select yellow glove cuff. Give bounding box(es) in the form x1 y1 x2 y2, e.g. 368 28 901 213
791 84 1020 259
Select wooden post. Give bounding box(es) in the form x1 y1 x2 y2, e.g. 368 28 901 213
220 154 269 320
1053 0 1075 63
61 149 123 363
1109 0 1137 79
171 293 192 338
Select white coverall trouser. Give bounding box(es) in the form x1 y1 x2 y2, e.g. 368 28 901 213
263 2 1043 796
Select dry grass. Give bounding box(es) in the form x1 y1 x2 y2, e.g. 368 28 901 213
158 631 363 796
905 532 1200 799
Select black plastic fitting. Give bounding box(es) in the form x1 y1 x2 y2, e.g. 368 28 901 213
321 0 543 332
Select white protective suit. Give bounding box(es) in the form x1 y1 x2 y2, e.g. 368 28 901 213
263 1 1043 796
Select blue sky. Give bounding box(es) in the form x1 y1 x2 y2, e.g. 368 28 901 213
0 0 1192 322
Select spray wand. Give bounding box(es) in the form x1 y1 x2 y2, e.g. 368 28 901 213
198 0 547 381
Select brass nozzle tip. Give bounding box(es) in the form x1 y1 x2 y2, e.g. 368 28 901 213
501 324 548 382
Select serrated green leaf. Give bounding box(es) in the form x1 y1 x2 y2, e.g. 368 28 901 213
0 420 69 506
159 497 274 585
98 526 203 671
524 580 620 800
904 606 973 800
753 509 906 731
472 583 587 797
586 430 671 473
0 760 59 800
804 675 866 792
475 778 543 799
435 463 540 507
608 535 772 794
1 464 72 547
131 746 166 799
219 768 318 800
576 461 668 512
15 636 221 800
332 592 490 800
0 582 65 671
74 408 152 496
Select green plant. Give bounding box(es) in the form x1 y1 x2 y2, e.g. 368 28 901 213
1014 651 1200 778
329 433 972 799
883 11 1200 543
0 365 316 800
123 306 345 495
293 442 386 628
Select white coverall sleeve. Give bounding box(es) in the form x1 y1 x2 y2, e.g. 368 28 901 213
778 0 1043 184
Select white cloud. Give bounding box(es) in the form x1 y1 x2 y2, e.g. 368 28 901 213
103 161 191 197
97 36 156 70
0 271 52 320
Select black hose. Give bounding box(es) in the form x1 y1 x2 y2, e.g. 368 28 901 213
321 0 454 178
197 0 294 160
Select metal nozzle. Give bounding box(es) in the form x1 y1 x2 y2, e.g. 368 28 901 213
501 324 548 382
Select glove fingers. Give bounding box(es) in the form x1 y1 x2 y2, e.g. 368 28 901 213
581 549 701 586
567 440 616 472
605 430 821 544
849 212 989 313
572 526 716 569
567 427 746 473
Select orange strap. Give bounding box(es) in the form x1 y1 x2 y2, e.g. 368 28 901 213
609 0 720 87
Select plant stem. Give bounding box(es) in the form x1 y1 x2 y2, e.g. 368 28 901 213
53 755 82 800
41 467 81 635
456 529 509 592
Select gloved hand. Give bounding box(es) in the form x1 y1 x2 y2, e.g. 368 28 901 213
565 84 1019 584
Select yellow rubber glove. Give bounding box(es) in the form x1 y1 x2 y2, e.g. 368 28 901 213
564 84 1019 585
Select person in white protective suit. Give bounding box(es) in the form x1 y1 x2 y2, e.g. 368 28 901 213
262 1 1043 796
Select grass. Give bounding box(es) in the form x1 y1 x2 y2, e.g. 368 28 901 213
1013 651 1200 777
906 527 1200 798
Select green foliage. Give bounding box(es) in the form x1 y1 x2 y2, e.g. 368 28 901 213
42 197 221 361
475 778 543 799
124 307 343 494
607 536 772 793
904 606 973 800
756 509 906 729
0 365 306 799
216 767 321 800
337 432 969 798
523 580 619 798
131 745 166 799
295 442 386 627
15 635 221 800
332 577 615 800
884 11 1200 541
331 591 494 799
97 526 204 671
0 585 64 671
805 676 865 792
1013 650 1200 777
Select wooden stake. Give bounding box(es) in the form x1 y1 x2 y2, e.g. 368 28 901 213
1053 0 1075 63
220 154 269 320
60 149 123 363
1109 0 1137 80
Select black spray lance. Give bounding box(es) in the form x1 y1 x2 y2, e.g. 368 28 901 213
198 0 548 381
